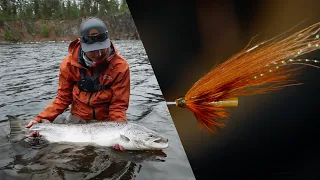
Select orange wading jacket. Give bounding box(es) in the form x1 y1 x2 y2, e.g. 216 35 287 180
34 39 130 122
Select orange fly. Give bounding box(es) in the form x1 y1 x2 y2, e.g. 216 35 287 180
166 21 320 133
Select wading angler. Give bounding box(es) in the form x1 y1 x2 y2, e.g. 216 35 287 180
26 17 133 151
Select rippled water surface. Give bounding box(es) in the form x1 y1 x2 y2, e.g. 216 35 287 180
0 41 195 180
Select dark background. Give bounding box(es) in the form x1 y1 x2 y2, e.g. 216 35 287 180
126 0 320 179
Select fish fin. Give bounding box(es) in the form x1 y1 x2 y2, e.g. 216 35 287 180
120 134 131 142
6 115 26 143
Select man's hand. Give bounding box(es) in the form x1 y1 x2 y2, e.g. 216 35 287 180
25 120 41 137
25 120 39 128
113 144 125 151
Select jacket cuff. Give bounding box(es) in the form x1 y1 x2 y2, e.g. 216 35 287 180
34 116 42 122
109 112 127 121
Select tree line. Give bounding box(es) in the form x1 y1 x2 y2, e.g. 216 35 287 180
0 0 130 21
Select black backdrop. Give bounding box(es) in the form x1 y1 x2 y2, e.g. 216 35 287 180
126 0 320 179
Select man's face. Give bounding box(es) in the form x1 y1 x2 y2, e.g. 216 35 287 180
83 30 109 63
85 48 109 63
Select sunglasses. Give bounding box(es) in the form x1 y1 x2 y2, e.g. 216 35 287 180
81 31 108 44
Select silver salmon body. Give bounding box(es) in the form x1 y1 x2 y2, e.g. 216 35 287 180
28 121 169 150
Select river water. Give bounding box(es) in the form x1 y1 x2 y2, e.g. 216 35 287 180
0 40 195 180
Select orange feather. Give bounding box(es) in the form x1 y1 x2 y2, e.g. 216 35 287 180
171 21 320 133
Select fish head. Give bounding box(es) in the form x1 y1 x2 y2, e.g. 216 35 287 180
118 124 169 150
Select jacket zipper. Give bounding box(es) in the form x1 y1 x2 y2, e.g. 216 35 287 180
87 67 97 120
87 93 93 106
87 93 96 119
93 107 96 119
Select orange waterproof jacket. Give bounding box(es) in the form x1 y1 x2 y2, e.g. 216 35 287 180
34 39 130 122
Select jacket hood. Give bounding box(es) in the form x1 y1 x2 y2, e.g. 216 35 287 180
67 38 118 68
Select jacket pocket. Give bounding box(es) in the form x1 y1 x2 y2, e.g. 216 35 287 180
90 89 113 107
